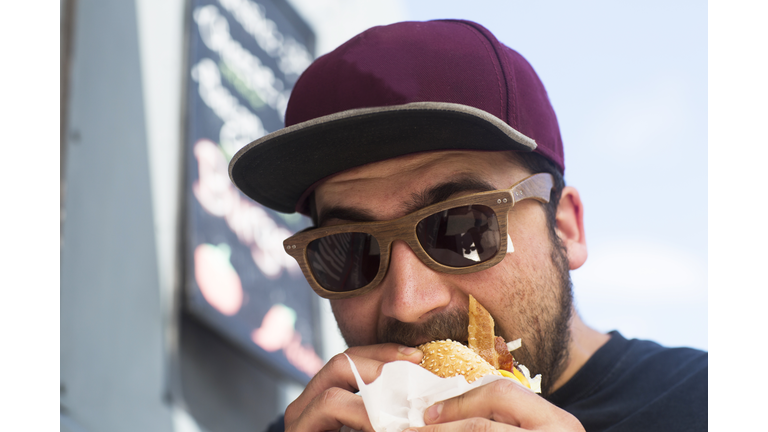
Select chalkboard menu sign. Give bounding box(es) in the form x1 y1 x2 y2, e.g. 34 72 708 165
184 0 319 384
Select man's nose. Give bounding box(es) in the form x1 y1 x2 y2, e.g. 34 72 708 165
379 240 452 323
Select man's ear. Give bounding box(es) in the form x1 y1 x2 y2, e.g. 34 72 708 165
555 186 587 270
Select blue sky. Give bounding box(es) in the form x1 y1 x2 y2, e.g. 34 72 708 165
408 2 708 351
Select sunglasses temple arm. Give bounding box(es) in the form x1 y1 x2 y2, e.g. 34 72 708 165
511 174 554 204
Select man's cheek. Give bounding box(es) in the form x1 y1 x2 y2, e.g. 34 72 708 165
331 298 379 347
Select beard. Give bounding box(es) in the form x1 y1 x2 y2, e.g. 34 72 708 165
506 242 573 396
363 239 573 397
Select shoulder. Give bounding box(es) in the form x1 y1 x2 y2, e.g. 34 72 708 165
552 332 707 432
606 338 707 431
619 337 708 385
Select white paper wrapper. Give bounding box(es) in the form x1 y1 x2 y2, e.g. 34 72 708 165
343 354 531 432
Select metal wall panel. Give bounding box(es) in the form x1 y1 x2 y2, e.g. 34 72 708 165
60 0 173 430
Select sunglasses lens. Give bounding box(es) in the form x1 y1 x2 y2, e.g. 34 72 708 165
307 232 381 292
416 205 500 267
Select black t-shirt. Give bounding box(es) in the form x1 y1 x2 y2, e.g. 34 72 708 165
265 331 708 432
546 331 708 431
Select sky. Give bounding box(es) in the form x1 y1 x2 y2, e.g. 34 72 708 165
288 0 708 351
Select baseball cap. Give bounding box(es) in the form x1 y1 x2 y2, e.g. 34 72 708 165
229 19 564 215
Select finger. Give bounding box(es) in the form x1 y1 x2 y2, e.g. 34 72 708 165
415 417 523 432
423 379 576 429
286 344 422 426
287 387 373 432
346 343 425 366
306 344 423 395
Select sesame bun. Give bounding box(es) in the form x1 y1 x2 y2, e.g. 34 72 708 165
417 339 502 383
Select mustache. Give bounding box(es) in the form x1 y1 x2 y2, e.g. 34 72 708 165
377 307 469 347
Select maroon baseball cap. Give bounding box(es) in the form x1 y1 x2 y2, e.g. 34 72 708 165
229 19 564 215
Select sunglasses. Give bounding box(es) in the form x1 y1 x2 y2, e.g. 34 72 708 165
284 173 554 299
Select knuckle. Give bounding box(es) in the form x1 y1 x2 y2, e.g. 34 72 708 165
320 387 346 406
284 399 300 425
465 417 494 432
375 361 386 378
328 352 350 370
284 387 352 432
284 394 316 432
488 378 518 396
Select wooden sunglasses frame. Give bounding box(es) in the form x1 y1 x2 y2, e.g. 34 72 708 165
283 173 554 299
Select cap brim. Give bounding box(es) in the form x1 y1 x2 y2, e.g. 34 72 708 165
229 102 537 214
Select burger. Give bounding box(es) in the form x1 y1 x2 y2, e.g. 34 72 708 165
417 295 541 393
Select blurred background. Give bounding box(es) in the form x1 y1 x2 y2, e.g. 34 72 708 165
59 1 706 432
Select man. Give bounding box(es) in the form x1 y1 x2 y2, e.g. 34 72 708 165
230 20 707 432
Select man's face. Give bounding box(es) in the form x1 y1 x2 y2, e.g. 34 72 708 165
313 150 573 393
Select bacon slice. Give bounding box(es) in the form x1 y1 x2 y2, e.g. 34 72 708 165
495 336 515 372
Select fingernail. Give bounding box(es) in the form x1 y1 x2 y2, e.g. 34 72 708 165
398 346 418 355
426 402 443 422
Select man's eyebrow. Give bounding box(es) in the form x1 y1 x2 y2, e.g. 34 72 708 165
317 206 376 227
317 177 497 226
403 177 497 214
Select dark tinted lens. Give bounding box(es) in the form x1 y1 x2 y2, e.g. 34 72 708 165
306 232 381 292
416 205 500 267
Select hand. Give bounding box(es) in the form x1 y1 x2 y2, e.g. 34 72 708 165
416 379 584 432
284 344 424 432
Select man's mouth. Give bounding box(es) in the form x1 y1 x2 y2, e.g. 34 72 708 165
377 308 470 346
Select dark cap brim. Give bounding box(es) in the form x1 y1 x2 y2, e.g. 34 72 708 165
229 102 537 214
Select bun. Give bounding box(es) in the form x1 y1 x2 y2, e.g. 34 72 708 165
415 295 541 393
417 339 501 383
